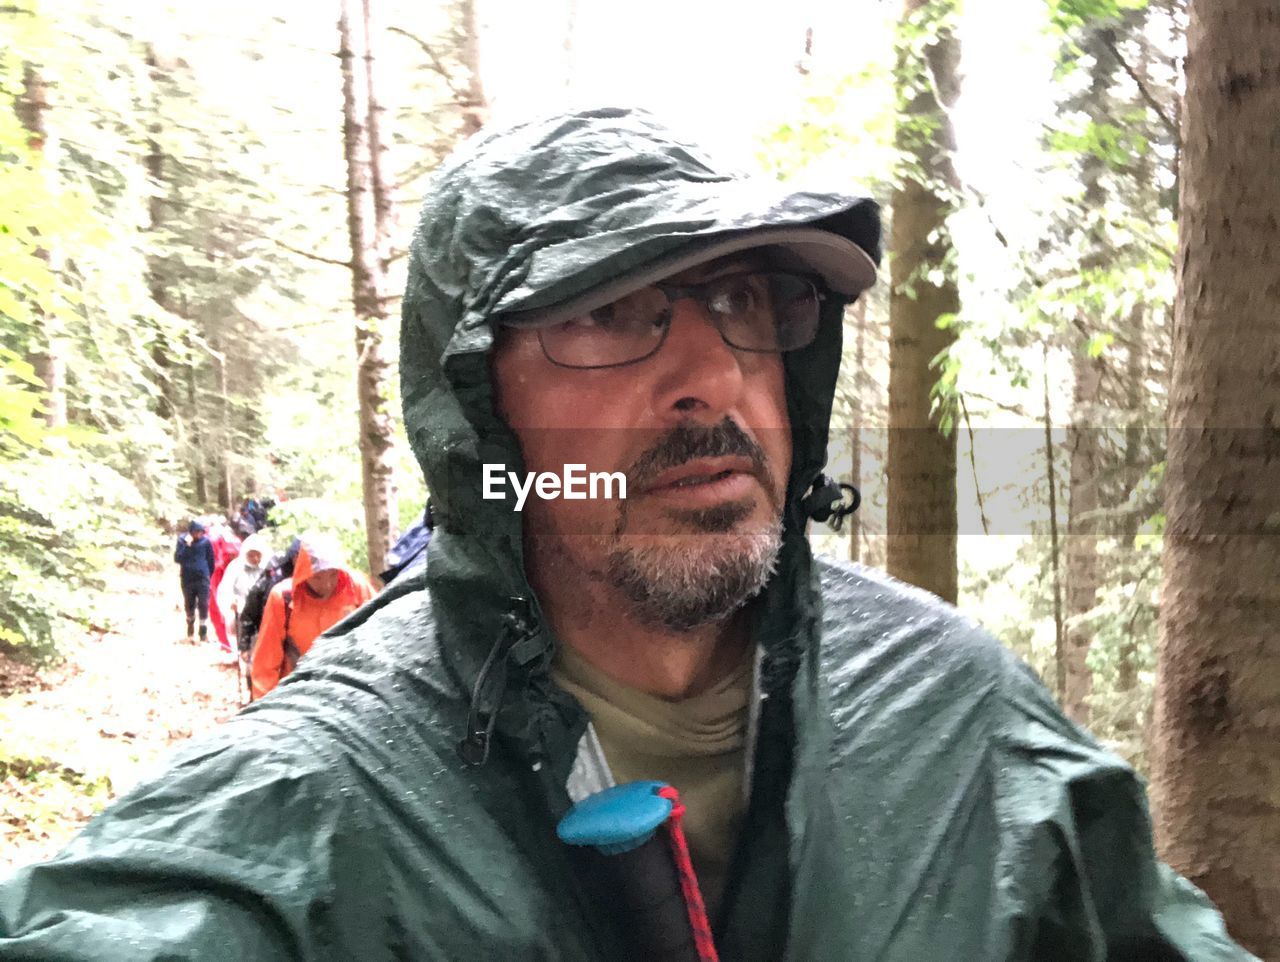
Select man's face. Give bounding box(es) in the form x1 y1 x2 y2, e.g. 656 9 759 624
492 255 792 632
246 550 262 568
307 569 341 598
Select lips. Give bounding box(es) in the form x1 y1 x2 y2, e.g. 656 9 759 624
641 456 759 494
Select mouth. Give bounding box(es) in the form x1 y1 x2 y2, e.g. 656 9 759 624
639 457 762 505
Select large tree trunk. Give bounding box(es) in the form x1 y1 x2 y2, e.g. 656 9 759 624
885 0 960 603
15 65 67 428
339 0 398 580
1149 1 1280 955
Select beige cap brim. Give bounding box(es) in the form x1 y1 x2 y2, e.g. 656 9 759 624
501 226 877 328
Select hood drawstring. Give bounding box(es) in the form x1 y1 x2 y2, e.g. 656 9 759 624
457 599 538 767
800 473 862 531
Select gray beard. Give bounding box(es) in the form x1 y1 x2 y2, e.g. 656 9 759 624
604 504 784 633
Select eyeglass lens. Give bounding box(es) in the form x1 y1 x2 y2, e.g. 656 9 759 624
537 272 822 370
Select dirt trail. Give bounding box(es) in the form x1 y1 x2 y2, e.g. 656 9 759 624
1 566 240 872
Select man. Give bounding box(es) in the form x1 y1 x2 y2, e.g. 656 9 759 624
248 533 376 698
172 519 214 642
0 109 1252 959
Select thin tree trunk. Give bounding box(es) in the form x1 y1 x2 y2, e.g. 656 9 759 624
1115 302 1146 698
1063 346 1102 722
1043 345 1066 704
1062 23 1132 724
458 0 486 136
1117 21 1158 704
339 0 397 579
212 336 232 514
848 298 866 564
563 0 578 90
16 65 67 428
1149 1 1280 954
886 0 960 603
143 46 178 426
184 331 207 507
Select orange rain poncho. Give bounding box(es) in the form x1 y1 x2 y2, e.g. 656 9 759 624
249 537 375 698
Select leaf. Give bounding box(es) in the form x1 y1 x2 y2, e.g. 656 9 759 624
1085 332 1114 358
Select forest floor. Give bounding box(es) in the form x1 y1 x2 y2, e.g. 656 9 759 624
0 565 240 873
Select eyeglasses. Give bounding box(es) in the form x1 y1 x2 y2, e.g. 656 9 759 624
526 271 827 370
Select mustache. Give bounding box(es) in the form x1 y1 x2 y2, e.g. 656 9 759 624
626 418 770 490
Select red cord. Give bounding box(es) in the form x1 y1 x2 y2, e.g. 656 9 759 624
657 785 720 962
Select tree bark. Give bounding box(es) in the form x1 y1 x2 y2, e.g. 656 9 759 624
1149 1 1280 955
886 0 960 603
340 0 398 579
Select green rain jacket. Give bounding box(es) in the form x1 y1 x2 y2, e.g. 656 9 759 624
0 108 1254 961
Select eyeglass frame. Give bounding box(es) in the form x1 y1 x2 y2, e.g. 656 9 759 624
510 270 831 371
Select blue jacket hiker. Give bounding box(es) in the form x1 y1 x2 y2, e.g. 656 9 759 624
173 519 215 642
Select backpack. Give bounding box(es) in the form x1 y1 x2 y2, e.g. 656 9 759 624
379 501 433 584
280 589 301 674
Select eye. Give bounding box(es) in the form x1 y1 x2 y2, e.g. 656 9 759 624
707 277 762 316
555 304 618 332
586 303 618 328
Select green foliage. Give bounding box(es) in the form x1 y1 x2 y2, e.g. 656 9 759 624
1045 119 1150 170
268 497 369 577
1048 0 1149 34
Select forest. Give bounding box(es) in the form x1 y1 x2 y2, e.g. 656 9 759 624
1 0 1277 957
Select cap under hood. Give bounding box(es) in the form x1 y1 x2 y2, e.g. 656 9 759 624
292 534 345 586
399 106 882 768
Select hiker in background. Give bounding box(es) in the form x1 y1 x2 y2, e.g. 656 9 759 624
249 533 375 699
236 537 300 662
378 500 433 584
172 520 214 642
235 496 267 538
205 520 241 662
215 531 272 649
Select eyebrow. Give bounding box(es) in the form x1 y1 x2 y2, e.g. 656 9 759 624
673 252 770 284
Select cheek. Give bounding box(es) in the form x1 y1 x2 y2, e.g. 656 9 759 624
492 338 638 475
745 357 792 477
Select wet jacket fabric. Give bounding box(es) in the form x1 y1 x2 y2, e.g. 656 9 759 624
249 542 375 698
173 533 214 583
0 108 1253 960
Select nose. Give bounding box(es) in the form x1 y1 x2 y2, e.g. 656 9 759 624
651 297 745 422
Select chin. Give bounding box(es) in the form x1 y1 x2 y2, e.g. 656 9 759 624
602 518 784 633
